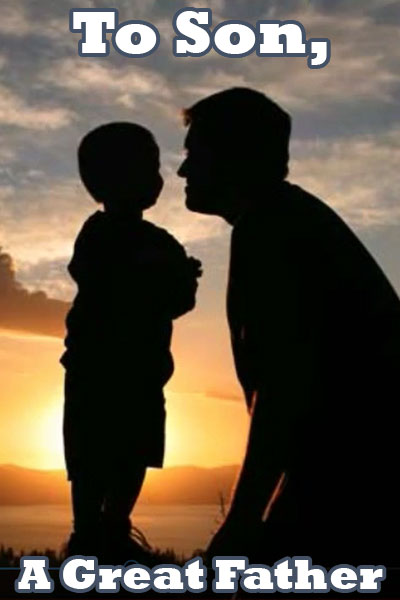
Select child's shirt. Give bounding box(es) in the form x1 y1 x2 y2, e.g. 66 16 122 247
61 211 198 387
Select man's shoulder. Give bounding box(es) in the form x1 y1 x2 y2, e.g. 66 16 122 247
232 181 367 274
283 183 370 253
270 182 345 228
283 182 345 223
236 182 352 241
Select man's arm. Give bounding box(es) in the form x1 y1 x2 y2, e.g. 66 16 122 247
207 342 316 558
208 215 317 555
228 338 315 523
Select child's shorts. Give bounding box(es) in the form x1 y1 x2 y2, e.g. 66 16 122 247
63 367 166 481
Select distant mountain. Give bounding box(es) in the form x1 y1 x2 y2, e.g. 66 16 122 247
143 465 238 505
0 465 68 505
0 464 239 506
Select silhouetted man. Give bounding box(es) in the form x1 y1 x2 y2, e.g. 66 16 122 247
178 88 400 582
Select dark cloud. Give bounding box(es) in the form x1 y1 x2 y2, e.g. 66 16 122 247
17 256 74 301
356 0 400 22
0 248 69 337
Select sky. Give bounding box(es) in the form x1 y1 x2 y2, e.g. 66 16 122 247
0 0 400 471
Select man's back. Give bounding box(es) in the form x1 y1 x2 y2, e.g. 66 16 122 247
228 181 400 564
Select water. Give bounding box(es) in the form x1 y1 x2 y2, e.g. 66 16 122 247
0 504 220 557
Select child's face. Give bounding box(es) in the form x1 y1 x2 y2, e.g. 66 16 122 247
105 147 164 214
133 150 164 210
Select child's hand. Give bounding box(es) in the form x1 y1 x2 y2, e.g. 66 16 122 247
188 256 203 279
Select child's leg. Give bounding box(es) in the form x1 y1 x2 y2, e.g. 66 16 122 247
103 466 146 532
69 476 104 553
102 466 148 563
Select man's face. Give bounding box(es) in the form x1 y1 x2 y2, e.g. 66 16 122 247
178 124 232 216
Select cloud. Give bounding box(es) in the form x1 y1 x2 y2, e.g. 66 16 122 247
291 128 400 228
17 257 75 302
0 2 32 37
0 0 96 39
0 84 75 130
0 147 16 164
0 178 89 267
182 8 400 111
42 58 172 109
0 248 69 338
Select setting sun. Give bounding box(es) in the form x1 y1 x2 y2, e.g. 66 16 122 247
33 397 65 470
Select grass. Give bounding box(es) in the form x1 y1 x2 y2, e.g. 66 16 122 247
0 542 203 569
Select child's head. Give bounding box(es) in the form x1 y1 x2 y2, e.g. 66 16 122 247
78 122 163 212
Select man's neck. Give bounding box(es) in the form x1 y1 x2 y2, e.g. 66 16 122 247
224 179 287 225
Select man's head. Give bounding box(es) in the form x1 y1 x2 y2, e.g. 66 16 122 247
78 122 163 214
178 88 291 222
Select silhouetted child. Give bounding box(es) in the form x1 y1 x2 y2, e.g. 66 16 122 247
61 123 201 560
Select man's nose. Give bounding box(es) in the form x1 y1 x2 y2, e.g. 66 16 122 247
177 158 187 179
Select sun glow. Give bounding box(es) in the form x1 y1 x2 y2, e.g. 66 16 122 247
163 391 249 468
32 397 65 470
24 390 249 472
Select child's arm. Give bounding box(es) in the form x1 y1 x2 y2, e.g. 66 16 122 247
160 233 202 319
170 254 202 319
68 219 105 287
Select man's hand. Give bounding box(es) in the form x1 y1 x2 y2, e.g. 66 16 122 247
206 517 262 563
244 389 256 413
